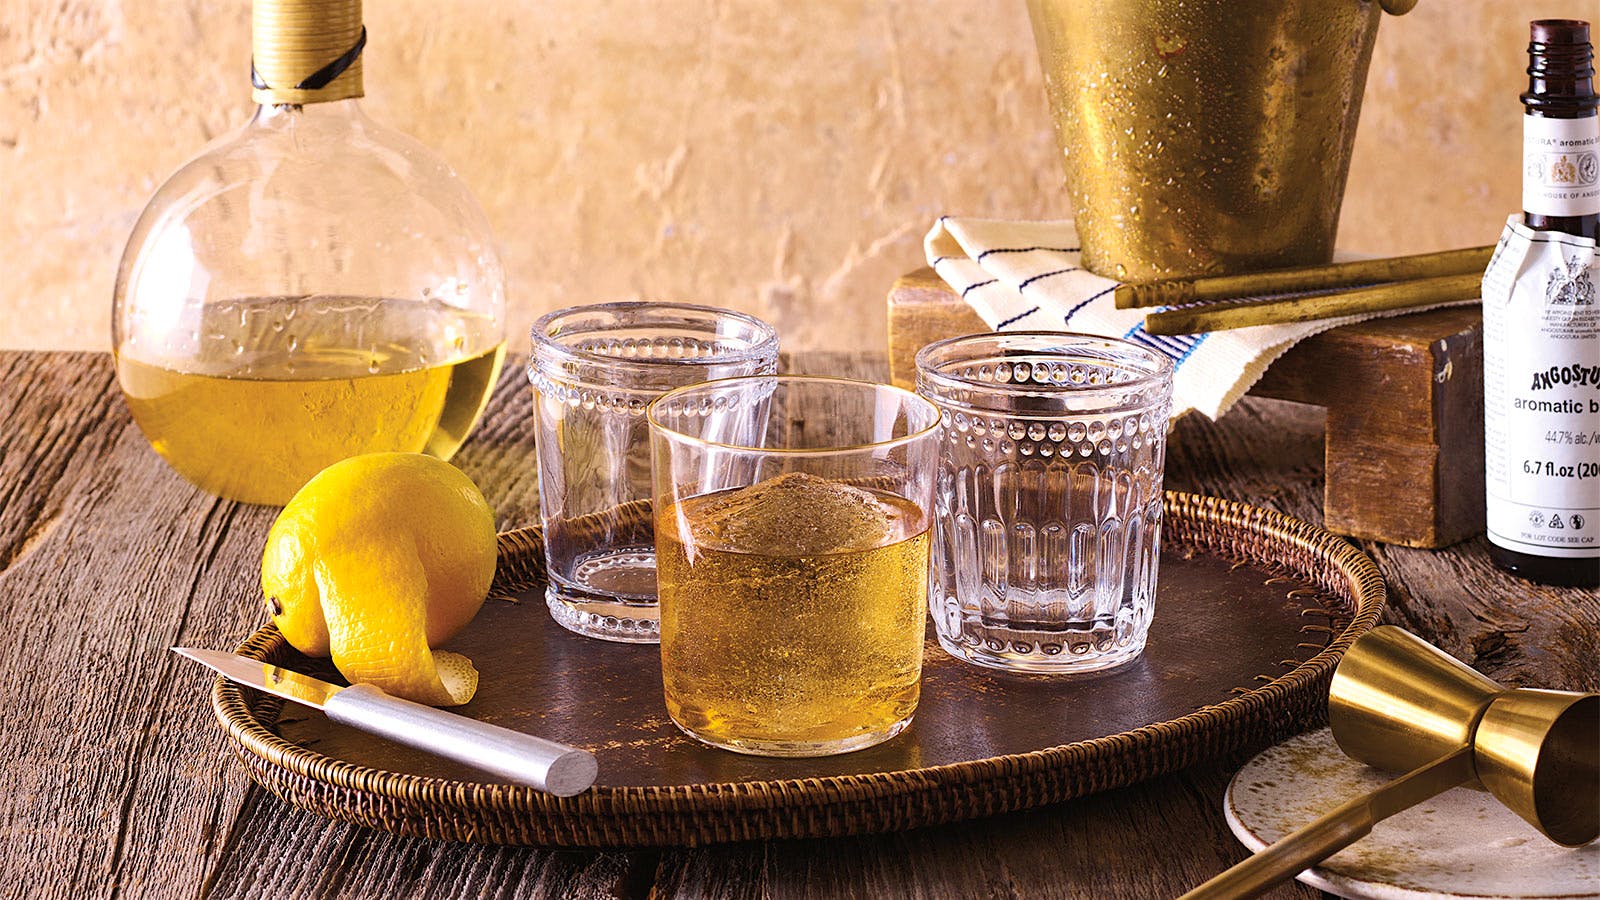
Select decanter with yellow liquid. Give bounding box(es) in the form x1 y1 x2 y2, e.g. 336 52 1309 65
112 0 506 505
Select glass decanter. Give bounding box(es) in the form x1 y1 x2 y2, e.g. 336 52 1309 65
112 0 506 505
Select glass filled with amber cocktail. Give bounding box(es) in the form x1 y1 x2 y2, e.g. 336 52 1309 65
647 375 940 757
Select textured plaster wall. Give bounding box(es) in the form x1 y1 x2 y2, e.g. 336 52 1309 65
0 0 1586 352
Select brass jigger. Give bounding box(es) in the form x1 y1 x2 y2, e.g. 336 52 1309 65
1182 626 1599 899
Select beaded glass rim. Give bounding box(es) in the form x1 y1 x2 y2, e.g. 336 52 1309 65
915 331 1175 400
529 301 780 372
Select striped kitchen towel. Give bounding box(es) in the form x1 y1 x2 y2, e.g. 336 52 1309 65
926 217 1478 420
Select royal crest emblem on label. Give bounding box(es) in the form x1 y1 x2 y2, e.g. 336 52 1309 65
1545 254 1597 306
1531 151 1599 187
1552 154 1579 184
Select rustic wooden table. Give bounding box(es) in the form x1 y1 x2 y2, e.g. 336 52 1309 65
4 350 1595 899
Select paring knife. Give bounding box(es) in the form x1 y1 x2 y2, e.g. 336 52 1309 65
174 647 598 797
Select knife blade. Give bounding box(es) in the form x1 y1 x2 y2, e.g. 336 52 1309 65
174 647 598 797
176 647 342 708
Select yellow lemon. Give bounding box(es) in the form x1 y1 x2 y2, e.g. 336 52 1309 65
261 452 497 706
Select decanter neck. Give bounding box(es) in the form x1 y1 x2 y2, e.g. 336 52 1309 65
251 0 366 107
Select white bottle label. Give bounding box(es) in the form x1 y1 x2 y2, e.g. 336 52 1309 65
1481 218 1600 559
1523 115 1600 218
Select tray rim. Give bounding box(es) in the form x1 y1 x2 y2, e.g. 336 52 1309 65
212 490 1387 847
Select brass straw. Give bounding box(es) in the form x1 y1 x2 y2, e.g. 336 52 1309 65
1114 246 1495 309
253 0 364 106
1143 272 1482 336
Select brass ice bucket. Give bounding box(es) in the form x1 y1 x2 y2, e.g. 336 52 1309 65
1026 0 1418 281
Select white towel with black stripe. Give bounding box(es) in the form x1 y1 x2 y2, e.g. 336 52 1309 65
925 217 1473 420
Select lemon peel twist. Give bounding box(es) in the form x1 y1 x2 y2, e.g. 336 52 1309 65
261 453 496 707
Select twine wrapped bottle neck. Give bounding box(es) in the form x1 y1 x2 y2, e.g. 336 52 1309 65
252 0 365 106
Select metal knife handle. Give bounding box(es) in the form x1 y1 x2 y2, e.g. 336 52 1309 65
323 684 598 797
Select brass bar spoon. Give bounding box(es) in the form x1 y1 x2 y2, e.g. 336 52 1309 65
1114 245 1494 309
1143 272 1481 335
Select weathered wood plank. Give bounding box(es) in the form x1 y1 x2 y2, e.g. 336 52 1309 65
200 801 656 900
0 352 268 899
652 762 1315 900
1 350 1590 900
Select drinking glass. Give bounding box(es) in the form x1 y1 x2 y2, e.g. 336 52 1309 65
529 302 778 643
648 375 940 756
915 332 1174 674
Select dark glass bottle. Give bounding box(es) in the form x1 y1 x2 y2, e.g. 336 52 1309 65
1487 19 1600 587
1522 20 1600 240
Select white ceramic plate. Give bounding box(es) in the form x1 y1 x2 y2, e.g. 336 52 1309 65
1224 729 1599 900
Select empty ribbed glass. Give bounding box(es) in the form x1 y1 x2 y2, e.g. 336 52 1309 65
916 332 1174 674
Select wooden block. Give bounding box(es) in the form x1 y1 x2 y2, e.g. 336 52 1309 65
887 267 1486 548
1260 309 1485 548
887 268 990 390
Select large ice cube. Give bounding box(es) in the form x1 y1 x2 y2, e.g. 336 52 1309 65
685 472 900 556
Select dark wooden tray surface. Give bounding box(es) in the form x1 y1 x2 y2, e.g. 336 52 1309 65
280 550 1316 787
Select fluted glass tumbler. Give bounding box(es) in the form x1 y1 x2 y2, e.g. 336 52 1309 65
528 302 778 643
648 376 940 756
916 333 1174 675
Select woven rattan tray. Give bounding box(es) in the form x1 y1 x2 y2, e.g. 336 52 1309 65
212 491 1385 847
